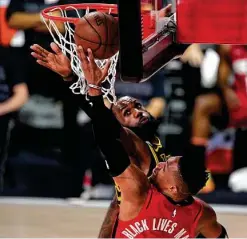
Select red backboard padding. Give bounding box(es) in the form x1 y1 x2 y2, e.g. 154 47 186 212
176 0 247 44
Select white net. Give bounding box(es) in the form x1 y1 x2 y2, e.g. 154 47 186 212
41 5 118 103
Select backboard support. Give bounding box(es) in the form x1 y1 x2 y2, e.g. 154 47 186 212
117 0 177 82
117 0 143 82
117 0 247 83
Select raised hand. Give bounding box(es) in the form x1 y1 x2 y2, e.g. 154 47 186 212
158 3 172 18
76 46 110 91
30 42 72 78
180 44 204 67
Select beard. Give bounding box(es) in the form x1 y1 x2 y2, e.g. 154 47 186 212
128 115 160 141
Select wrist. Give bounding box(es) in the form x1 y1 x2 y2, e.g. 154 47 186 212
62 71 74 81
88 84 102 96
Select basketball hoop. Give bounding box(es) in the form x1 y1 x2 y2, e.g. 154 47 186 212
41 3 154 103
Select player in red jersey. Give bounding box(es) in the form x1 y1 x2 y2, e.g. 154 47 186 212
78 46 228 238
188 45 247 193
222 45 247 127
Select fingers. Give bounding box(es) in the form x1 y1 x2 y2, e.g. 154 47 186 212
36 60 51 69
47 52 57 64
101 60 111 80
31 51 47 61
76 46 89 70
159 4 172 18
50 42 62 54
30 44 50 57
87 48 97 69
76 45 88 64
164 4 172 15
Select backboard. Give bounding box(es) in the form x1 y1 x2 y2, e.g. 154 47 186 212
176 0 247 44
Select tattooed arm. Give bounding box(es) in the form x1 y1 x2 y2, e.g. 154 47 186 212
98 195 119 238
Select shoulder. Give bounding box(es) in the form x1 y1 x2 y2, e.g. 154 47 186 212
122 127 151 173
195 199 225 238
123 127 139 138
196 199 217 230
122 127 136 136
122 127 148 150
199 199 217 221
121 127 142 148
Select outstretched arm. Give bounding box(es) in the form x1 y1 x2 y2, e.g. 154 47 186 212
90 95 149 220
30 43 72 79
0 83 28 116
30 43 95 116
77 46 149 220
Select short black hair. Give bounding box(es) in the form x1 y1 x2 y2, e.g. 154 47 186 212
179 157 209 195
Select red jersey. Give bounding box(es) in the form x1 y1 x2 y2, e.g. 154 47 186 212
115 186 203 238
228 45 247 127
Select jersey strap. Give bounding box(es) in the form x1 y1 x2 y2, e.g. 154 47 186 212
115 136 166 204
146 136 166 164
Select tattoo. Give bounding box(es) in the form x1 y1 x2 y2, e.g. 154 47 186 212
98 195 119 238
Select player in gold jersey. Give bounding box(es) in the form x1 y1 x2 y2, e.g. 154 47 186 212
97 94 171 237
115 136 167 203
112 96 167 205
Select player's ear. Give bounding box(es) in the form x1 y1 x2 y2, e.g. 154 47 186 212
169 185 178 194
111 105 118 115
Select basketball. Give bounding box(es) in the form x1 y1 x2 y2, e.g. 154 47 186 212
74 12 119 60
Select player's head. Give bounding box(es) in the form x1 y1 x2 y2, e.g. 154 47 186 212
112 96 159 140
112 96 151 127
150 156 209 200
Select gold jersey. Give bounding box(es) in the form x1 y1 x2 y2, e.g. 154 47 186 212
115 136 166 204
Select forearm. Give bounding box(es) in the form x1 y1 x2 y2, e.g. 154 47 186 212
98 195 119 238
88 94 150 204
200 224 228 239
0 83 28 115
90 95 130 176
78 49 148 205
7 12 42 30
89 93 122 139
145 98 165 118
0 96 27 115
62 75 94 118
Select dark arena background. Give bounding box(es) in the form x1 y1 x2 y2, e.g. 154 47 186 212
0 0 247 237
